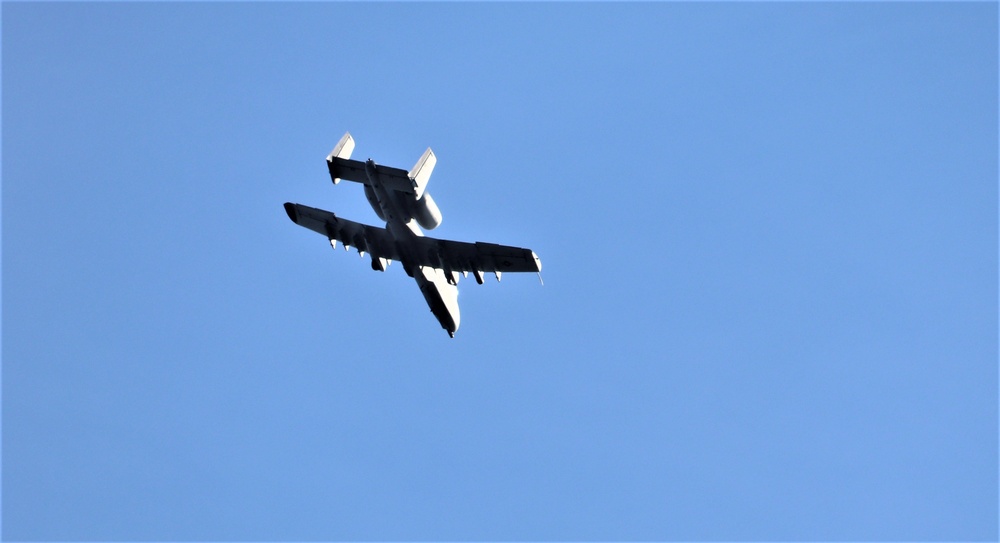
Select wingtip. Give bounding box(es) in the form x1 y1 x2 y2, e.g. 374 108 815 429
283 202 297 223
531 251 542 272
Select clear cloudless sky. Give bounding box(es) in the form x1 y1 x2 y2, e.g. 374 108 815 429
2 2 997 540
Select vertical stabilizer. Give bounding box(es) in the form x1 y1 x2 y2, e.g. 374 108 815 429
408 147 436 200
327 132 356 184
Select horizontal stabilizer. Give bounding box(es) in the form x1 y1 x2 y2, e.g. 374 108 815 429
327 157 415 194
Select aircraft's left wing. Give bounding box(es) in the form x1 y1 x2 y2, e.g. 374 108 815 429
283 202 402 261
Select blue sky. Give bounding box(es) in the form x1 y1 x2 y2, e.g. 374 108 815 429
3 2 997 540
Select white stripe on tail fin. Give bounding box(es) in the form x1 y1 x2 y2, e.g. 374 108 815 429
408 147 436 200
327 132 356 184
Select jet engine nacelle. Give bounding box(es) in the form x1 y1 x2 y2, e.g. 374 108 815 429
411 192 442 230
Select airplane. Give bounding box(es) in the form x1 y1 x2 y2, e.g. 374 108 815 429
283 132 542 338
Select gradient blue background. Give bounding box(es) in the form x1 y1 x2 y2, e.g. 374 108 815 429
3 2 997 540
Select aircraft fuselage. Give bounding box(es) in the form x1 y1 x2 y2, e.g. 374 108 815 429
363 159 460 337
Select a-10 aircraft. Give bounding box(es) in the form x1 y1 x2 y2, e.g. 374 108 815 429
284 132 542 337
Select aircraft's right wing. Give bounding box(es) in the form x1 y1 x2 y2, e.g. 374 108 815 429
405 235 542 284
